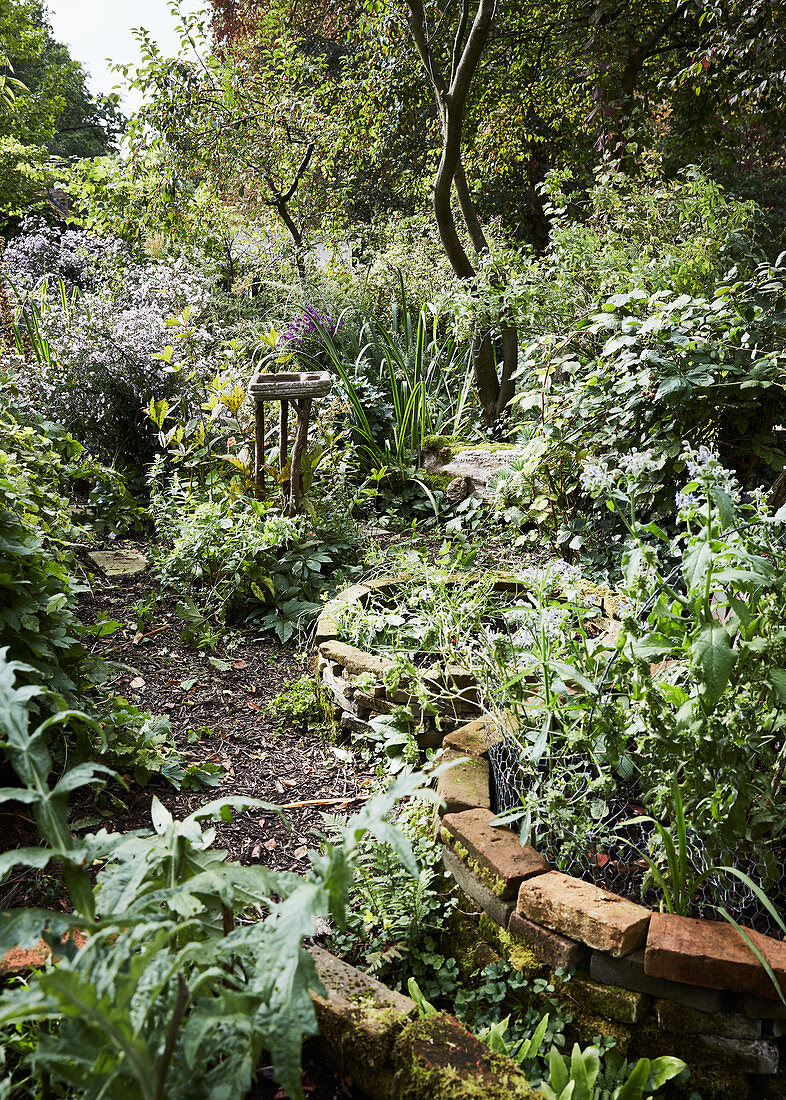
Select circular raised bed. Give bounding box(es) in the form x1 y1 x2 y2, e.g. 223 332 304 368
315 573 615 748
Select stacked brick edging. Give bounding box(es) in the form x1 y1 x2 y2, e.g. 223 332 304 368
436 717 786 1082
317 578 786 1088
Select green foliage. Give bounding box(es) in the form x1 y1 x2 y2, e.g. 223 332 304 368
0 377 216 786
491 448 786 913
0 655 434 1100
150 487 358 643
498 246 786 565
269 673 322 722
539 1041 685 1100
0 0 123 222
0 389 101 702
329 799 456 990
271 298 476 477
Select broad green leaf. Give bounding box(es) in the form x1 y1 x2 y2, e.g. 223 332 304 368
691 623 735 709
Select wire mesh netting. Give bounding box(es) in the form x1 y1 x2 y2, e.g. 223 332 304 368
488 735 786 938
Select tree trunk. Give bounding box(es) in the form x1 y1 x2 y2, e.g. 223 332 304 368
404 0 517 429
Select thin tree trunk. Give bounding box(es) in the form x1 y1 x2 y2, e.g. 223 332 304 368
404 0 517 429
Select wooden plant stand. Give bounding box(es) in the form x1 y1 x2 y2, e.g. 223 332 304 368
247 371 332 514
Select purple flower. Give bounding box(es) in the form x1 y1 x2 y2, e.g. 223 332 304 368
278 307 339 349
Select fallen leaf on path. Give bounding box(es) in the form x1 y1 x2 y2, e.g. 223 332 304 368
293 846 308 859
232 659 248 670
130 677 145 689
280 777 297 787
264 839 277 851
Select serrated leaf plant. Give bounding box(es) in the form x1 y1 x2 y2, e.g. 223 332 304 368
0 652 434 1100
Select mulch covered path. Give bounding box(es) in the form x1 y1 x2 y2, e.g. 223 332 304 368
68 539 379 874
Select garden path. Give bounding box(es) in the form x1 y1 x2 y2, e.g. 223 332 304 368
71 538 378 878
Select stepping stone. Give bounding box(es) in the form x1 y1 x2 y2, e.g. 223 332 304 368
88 549 149 577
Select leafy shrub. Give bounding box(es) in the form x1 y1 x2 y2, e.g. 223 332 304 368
4 221 216 467
499 255 786 569
0 656 430 1100
489 450 786 919
150 486 359 642
0 388 101 702
0 376 217 787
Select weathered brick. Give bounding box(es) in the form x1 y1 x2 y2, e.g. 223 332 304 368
321 666 358 714
436 750 491 814
655 999 761 1038
441 808 548 899
645 913 786 999
569 977 649 1024
590 949 722 1013
517 871 650 958
1 931 87 978
693 1034 779 1075
442 846 514 928
508 910 588 971
442 719 490 759
314 613 339 646
741 994 786 1021
340 713 374 736
392 1012 542 1100
353 690 396 714
0 941 50 975
319 640 392 678
308 946 416 1100
451 686 482 716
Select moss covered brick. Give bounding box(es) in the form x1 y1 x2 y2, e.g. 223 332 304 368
391 1013 542 1100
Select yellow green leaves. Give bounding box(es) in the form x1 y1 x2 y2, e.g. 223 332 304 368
147 397 170 429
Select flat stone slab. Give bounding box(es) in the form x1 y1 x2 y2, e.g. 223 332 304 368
508 910 588 971
88 549 148 576
645 913 786 999
423 446 524 499
441 808 548 899
517 871 650 957
590 948 722 1013
442 847 514 928
436 750 491 815
318 639 392 678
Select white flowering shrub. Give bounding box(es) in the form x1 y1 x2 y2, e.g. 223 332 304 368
4 220 217 466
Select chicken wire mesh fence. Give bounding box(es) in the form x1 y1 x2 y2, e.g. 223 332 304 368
487 736 785 939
